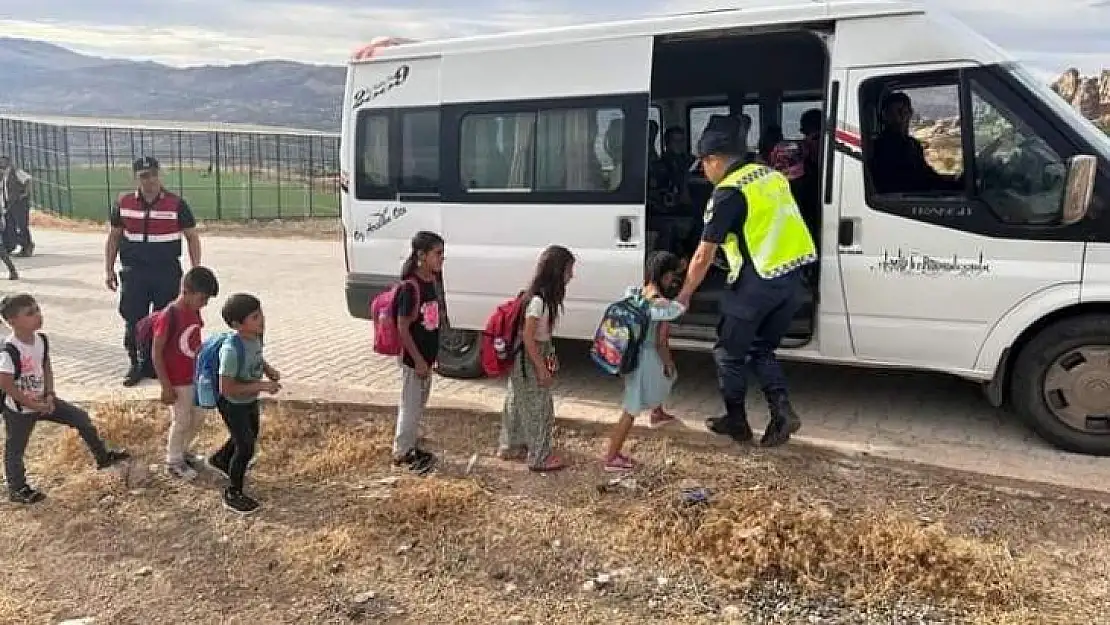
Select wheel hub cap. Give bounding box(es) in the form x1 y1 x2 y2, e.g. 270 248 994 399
1043 346 1110 433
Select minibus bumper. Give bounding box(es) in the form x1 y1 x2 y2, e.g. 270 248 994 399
345 272 393 320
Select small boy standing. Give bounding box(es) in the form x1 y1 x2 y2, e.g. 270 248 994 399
0 294 129 504
152 266 219 480
206 293 281 515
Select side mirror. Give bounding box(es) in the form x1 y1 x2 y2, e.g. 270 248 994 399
1061 154 1097 225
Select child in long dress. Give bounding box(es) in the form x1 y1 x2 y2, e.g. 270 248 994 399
498 245 577 472
604 251 686 472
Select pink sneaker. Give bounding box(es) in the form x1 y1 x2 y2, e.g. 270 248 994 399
603 453 635 472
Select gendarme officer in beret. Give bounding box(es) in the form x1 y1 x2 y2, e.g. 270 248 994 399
677 115 818 448
104 156 202 387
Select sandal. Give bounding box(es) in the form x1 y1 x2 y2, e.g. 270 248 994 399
649 409 679 428
529 454 567 473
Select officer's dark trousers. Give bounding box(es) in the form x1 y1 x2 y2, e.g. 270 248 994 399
713 267 803 408
119 265 181 363
3 199 30 253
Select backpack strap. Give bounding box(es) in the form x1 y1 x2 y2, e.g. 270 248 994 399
232 333 247 381
38 333 49 370
3 342 23 411
164 304 178 341
404 278 422 317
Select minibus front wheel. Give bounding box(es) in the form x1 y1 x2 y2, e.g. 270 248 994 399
437 328 484 379
1010 314 1110 456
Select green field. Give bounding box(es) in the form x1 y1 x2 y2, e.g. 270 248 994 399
52 166 339 221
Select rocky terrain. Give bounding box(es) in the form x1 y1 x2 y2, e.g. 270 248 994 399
1052 68 1110 130
910 68 1109 174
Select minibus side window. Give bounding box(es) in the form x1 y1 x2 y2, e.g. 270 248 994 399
458 106 626 193
399 110 440 195
861 71 1068 229
354 112 391 200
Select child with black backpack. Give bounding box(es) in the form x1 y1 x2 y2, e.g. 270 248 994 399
602 251 686 472
0 294 130 504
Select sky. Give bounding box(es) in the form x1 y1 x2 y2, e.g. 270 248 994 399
0 0 1107 80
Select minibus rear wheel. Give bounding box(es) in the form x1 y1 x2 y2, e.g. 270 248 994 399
1010 314 1110 456
436 328 484 379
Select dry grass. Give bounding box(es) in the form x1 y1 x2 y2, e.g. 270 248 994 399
30 210 341 241
630 490 1019 603
0 400 1106 624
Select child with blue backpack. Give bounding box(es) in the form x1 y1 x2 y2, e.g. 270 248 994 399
602 251 686 472
196 293 281 515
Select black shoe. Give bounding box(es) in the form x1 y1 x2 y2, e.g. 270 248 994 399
206 454 231 480
6 272 16 281
395 448 436 475
17 244 32 258
122 363 144 387
761 395 801 448
140 360 157 380
9 485 45 505
222 488 260 515
706 401 754 444
707 416 754 443
97 449 131 470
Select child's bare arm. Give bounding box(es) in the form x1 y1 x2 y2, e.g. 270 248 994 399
397 309 427 370
521 316 546 372
152 329 171 387
262 359 280 381
43 352 55 398
219 375 274 397
656 321 675 363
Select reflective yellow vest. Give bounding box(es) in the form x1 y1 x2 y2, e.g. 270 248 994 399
704 163 818 283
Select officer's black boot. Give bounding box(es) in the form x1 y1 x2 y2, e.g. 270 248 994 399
761 392 801 447
123 351 143 388
705 401 754 444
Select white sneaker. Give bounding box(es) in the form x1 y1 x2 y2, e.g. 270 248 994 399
167 461 199 481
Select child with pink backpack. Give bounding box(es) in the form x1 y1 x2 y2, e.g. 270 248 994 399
371 231 445 474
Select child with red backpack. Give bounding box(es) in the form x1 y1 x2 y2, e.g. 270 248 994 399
378 231 445 475
497 245 576 473
150 266 219 480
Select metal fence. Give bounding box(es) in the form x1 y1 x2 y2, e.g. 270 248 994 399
0 114 341 222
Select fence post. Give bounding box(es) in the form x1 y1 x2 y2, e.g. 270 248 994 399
176 131 185 197
247 135 255 220
213 132 223 220
62 126 73 216
103 128 112 214
275 134 282 219
308 137 315 217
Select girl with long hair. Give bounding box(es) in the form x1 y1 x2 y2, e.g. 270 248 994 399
498 245 576 472
393 230 445 474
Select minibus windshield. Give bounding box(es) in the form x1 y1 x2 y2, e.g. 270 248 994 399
1005 62 1110 162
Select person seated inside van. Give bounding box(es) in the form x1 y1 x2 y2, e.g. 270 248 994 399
758 124 805 180
651 127 698 258
795 109 824 240
870 92 964 195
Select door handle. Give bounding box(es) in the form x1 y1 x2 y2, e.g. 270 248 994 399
617 216 637 248
838 218 862 254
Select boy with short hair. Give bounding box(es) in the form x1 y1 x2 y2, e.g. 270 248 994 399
152 266 219 480
0 294 129 504
206 293 281 515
